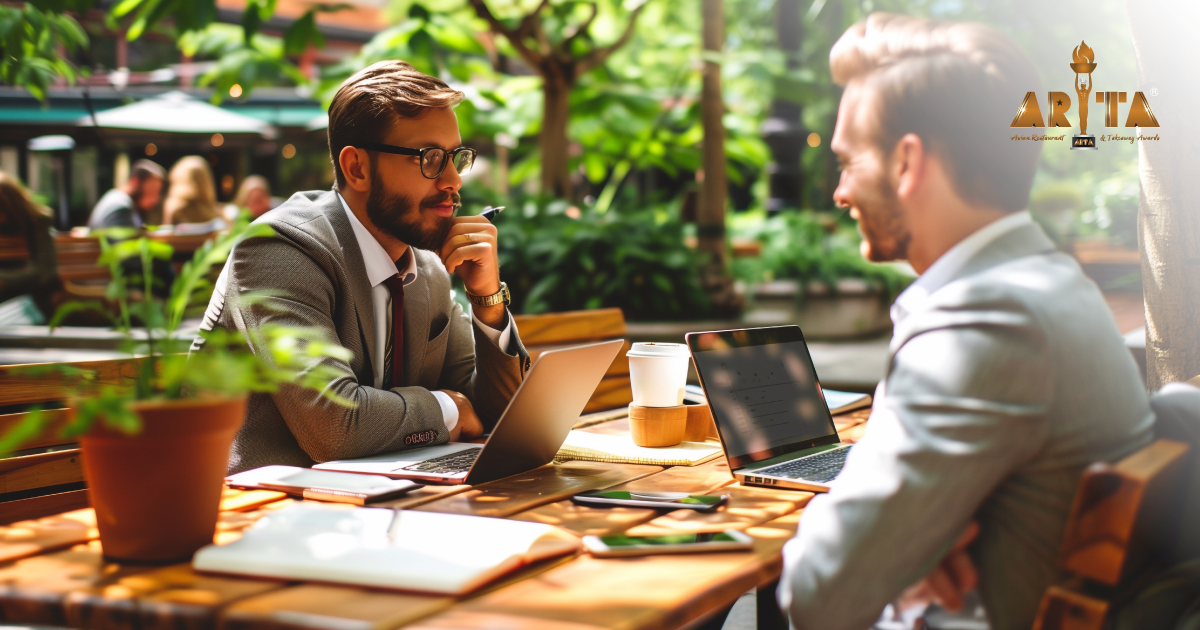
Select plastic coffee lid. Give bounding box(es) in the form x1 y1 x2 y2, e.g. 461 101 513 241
627 342 690 358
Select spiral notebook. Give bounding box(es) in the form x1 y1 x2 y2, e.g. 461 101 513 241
554 431 723 466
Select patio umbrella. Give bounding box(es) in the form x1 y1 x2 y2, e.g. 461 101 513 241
77 91 276 138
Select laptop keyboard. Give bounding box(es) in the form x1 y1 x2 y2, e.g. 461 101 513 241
757 447 850 483
401 449 481 474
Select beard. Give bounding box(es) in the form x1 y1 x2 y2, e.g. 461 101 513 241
365 166 458 252
852 172 910 263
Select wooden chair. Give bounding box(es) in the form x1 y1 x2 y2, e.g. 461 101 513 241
0 235 30 263
0 358 142 524
1031 438 1193 630
513 307 633 414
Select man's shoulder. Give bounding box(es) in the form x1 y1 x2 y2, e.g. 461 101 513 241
258 190 338 227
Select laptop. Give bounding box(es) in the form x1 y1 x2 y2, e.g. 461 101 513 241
686 326 852 492
315 339 624 485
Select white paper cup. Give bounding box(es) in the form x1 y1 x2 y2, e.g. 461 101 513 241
627 342 691 407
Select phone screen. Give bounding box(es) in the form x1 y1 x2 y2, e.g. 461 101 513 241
578 490 724 506
598 533 741 547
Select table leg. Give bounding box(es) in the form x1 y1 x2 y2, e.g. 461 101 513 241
758 578 789 630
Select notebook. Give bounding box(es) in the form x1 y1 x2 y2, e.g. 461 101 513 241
554 431 723 466
824 389 873 415
192 503 580 595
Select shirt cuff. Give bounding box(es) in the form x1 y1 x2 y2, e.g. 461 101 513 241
470 305 513 353
430 390 459 432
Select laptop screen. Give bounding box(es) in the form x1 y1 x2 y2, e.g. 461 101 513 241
687 326 838 469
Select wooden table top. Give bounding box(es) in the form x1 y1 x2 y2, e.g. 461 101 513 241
0 409 872 630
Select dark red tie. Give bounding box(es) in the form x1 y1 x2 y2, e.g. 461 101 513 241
382 275 405 388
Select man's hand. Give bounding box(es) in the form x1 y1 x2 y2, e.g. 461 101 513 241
899 521 980 614
438 390 484 442
439 216 505 328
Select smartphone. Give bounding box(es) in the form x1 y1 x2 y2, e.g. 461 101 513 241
226 465 421 505
572 490 729 512
582 530 754 557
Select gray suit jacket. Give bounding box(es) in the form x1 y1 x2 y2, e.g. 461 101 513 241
779 222 1155 630
193 190 531 473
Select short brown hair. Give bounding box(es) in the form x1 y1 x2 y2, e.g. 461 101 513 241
327 60 464 188
830 14 1041 212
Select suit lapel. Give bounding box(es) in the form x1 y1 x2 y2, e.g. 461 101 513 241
402 254 432 387
323 192 377 378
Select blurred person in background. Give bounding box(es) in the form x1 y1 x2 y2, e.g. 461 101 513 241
164 156 225 230
87 159 165 229
231 175 275 220
0 172 59 325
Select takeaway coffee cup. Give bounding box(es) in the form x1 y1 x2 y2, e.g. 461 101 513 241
627 342 691 407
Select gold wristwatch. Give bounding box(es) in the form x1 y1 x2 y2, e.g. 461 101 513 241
466 281 510 307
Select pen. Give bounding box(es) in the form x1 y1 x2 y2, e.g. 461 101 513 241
479 206 505 222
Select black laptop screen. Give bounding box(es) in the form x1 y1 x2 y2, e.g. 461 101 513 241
687 327 838 468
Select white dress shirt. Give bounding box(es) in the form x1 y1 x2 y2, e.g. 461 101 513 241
338 194 513 432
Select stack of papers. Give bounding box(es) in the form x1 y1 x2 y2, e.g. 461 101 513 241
193 503 580 595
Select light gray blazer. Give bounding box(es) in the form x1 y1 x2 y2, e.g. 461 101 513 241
192 190 531 474
778 222 1155 630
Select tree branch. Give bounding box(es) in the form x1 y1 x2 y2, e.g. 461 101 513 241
561 3 598 51
467 0 545 67
577 1 647 74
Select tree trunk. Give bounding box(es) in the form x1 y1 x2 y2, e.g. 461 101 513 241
764 0 803 214
698 0 741 316
541 72 573 199
1126 0 1200 389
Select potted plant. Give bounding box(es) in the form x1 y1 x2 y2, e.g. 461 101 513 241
0 215 352 563
732 210 914 339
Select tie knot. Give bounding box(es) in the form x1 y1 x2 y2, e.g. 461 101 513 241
383 273 406 292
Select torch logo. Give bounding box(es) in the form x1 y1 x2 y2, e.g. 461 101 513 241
1070 41 1097 149
1010 40 1159 150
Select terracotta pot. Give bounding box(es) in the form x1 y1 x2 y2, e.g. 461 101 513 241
80 396 246 563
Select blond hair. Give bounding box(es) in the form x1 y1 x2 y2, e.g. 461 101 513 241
0 171 51 235
164 156 220 224
327 60 464 188
830 13 1041 211
233 175 270 208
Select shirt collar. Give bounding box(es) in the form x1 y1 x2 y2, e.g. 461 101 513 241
891 210 1033 324
338 193 418 288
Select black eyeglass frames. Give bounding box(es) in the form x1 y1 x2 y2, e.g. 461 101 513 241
358 142 477 179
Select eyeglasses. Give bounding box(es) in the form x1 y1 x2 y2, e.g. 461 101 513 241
358 142 477 179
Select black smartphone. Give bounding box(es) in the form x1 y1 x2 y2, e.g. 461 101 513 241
571 490 729 511
583 530 753 556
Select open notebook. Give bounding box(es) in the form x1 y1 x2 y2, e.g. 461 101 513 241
554 430 723 466
193 503 580 595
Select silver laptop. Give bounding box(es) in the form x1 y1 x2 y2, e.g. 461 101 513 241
686 326 851 493
315 339 623 485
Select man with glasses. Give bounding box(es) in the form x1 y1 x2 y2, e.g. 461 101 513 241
195 60 531 473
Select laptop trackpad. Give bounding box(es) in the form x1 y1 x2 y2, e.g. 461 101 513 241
314 443 479 475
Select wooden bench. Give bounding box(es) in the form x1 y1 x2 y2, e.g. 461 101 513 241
0 358 144 524
0 235 29 262
1032 437 1193 630
514 307 634 414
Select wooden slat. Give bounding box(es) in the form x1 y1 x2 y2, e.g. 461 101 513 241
0 507 95 562
404 512 800 630
1031 584 1108 630
513 309 627 346
0 236 30 262
414 461 661 519
0 358 141 407
219 488 289 513
527 340 631 378
0 409 76 451
1058 438 1190 586
0 450 84 494
220 584 456 630
624 484 814 536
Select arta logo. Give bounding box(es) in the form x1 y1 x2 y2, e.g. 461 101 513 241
1010 40 1159 150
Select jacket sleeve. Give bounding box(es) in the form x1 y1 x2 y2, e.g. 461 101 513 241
202 233 450 462
437 302 531 430
778 305 1053 630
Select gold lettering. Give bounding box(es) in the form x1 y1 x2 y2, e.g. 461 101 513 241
1047 91 1073 127
1124 91 1160 127
1102 92 1127 127
1011 92 1045 127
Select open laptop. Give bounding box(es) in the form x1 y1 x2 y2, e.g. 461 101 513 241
686 326 852 492
315 339 624 485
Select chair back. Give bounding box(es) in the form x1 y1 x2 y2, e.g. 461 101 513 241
512 308 632 414
1032 386 1200 630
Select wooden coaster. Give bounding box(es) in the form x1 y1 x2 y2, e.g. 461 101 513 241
683 403 719 442
628 405 687 447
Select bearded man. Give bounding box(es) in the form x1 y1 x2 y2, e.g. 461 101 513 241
195 61 530 473
775 14 1154 630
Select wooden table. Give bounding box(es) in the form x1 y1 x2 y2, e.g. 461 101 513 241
0 409 872 630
